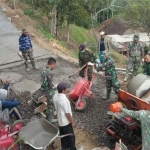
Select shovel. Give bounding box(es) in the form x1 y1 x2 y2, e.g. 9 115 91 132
68 63 87 78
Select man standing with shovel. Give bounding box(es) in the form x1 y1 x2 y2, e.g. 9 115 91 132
19 29 38 71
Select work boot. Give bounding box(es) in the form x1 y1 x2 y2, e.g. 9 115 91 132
102 90 111 100
33 66 39 70
26 68 30 72
31 61 39 70
46 108 57 123
24 62 30 71
123 73 129 82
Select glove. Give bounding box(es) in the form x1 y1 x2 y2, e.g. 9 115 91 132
95 63 99 68
53 83 58 89
93 69 97 74
87 62 94 66
95 59 100 63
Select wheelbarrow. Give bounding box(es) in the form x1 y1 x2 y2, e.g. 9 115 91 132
18 118 73 150
0 119 25 150
68 66 96 111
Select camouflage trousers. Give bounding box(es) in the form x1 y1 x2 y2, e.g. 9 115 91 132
79 66 93 81
43 89 55 107
22 50 35 68
106 78 120 95
126 57 141 76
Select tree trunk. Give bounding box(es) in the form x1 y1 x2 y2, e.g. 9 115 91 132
67 20 70 43
14 0 16 10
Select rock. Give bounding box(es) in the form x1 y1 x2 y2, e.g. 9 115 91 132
13 15 20 18
2 8 7 12
78 146 85 150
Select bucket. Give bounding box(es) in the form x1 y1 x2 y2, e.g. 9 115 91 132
110 102 122 112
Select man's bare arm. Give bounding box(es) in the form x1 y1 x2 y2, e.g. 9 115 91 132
66 113 76 128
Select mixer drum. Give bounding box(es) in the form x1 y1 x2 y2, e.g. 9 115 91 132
127 73 150 103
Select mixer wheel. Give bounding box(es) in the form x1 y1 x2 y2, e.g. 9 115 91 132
126 98 141 111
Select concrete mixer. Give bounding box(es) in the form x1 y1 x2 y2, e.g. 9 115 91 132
105 74 150 150
127 73 150 104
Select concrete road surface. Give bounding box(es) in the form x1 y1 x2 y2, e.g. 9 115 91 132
0 8 51 66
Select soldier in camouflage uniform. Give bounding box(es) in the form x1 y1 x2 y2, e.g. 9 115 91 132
124 35 144 82
119 108 150 150
41 57 57 122
95 51 120 100
19 29 38 71
143 54 150 76
78 44 97 81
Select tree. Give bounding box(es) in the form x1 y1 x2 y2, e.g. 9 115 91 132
119 0 150 40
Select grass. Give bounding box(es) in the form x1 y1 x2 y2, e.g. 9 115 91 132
110 49 126 67
70 24 97 48
36 25 54 39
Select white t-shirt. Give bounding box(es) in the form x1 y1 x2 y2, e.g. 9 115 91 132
0 89 7 99
53 93 72 127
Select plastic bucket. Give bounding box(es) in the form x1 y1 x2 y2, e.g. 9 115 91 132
110 102 122 112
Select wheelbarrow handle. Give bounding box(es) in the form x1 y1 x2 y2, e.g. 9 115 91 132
68 64 87 78
57 133 74 138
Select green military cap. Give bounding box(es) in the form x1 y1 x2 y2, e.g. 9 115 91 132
133 34 139 40
22 28 28 33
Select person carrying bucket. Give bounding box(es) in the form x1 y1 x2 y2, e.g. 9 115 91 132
98 31 110 63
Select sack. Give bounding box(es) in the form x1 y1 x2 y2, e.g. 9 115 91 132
0 109 9 123
115 139 128 150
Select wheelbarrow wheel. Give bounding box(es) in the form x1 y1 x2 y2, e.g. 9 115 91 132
76 99 86 111
10 120 25 133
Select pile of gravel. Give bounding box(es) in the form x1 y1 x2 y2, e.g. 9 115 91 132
1 58 117 149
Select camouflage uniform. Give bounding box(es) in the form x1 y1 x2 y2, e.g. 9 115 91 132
19 34 36 70
41 67 55 104
122 108 150 150
96 56 119 98
79 49 96 81
22 50 36 68
41 67 57 122
124 42 143 80
143 62 150 76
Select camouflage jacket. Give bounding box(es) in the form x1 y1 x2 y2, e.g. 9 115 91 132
41 67 54 91
143 63 150 76
78 49 97 67
128 42 143 57
97 57 118 81
122 108 150 150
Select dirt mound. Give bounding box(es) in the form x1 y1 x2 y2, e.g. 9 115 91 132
97 19 128 35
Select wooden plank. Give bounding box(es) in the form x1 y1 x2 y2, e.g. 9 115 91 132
34 102 47 114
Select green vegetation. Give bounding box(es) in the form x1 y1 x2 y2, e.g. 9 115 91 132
70 24 97 45
23 8 42 20
36 25 54 40
110 49 126 67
